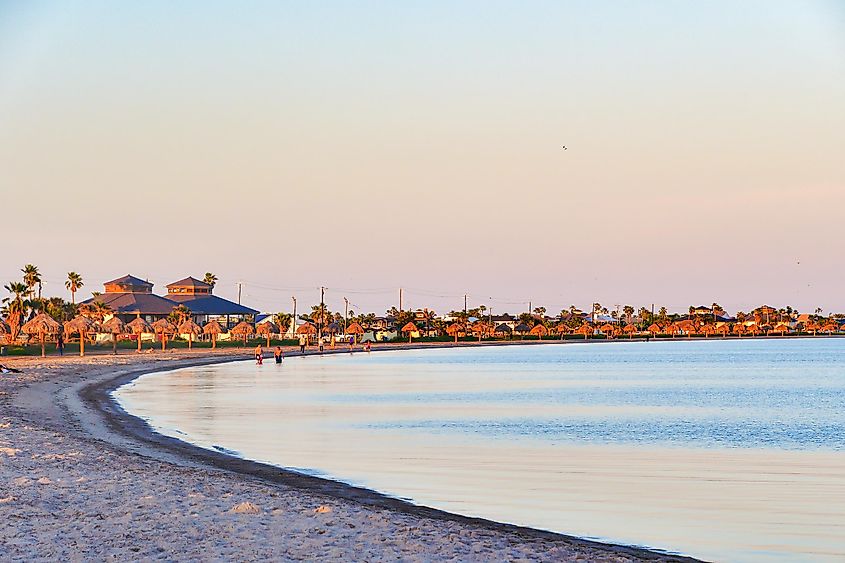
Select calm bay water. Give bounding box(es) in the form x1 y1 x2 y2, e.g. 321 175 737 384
114 339 845 562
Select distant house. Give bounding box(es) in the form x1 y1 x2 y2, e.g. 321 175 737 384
490 313 516 331
85 275 179 323
165 276 257 327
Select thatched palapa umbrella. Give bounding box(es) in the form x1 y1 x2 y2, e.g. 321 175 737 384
296 322 317 335
555 323 570 340
494 323 513 339
22 313 60 357
574 322 593 340
178 319 203 349
598 323 616 337
529 324 548 340
446 322 463 343
64 315 95 357
127 317 152 352
346 321 364 343
151 319 175 351
401 322 418 343
623 323 638 338
101 316 126 355
514 323 531 340
256 321 279 348
647 323 663 336
202 319 224 349
231 321 255 346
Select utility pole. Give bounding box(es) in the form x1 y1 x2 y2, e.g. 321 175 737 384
237 282 242 305
291 296 297 338
464 294 467 317
319 287 325 343
529 301 532 315
399 288 403 312
651 303 655 324
343 297 349 333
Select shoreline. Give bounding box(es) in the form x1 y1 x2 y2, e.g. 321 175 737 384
1 342 733 560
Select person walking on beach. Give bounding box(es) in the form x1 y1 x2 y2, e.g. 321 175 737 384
56 333 64 356
274 346 283 364
330 334 336 349
348 335 354 351
255 344 264 365
298 334 307 353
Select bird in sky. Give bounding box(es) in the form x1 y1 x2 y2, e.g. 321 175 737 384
561 146 568 150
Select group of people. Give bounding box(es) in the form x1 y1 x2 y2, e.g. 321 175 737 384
257 337 372 365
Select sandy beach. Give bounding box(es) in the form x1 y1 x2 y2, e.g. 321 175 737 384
0 347 697 562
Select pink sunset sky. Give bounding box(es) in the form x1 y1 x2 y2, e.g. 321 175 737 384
1 2 843 316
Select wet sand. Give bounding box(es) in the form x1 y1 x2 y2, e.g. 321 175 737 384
0 346 695 561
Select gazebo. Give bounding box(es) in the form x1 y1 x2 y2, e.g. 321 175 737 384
64 315 95 357
22 313 60 357
127 316 152 352
230 321 255 346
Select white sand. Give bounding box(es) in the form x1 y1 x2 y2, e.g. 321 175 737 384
0 350 687 561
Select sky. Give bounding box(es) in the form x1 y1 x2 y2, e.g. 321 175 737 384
1 1 843 317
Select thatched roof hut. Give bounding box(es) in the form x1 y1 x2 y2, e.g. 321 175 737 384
256 321 279 335
346 322 365 335
203 319 224 335
598 323 616 335
554 323 570 335
178 319 202 335
296 322 317 335
446 323 464 335
102 316 126 335
623 323 638 334
514 323 532 334
64 315 94 336
22 313 60 357
401 322 418 333
647 323 663 334
256 321 279 346
573 323 594 335
127 317 152 334
494 323 513 335
23 313 60 336
151 319 175 333
202 319 224 349
324 322 341 334
529 324 548 337
231 321 254 336
820 322 839 333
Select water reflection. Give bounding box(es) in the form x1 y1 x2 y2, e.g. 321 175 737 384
115 339 845 562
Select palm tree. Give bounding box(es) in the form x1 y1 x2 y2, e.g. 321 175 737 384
22 264 41 300
2 282 30 344
658 306 668 320
623 305 634 324
65 272 84 305
203 272 218 288
273 312 292 336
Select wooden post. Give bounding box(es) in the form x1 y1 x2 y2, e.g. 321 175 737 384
41 333 46 358
80 331 85 357
137 331 142 352
212 333 217 349
188 332 192 350
113 333 118 355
